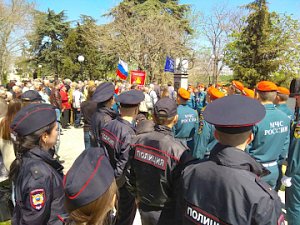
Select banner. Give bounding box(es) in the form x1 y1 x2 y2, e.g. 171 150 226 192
164 56 175 73
130 70 146 86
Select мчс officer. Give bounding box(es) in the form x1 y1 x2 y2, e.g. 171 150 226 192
275 87 294 120
158 95 285 225
282 82 300 225
192 87 224 159
246 81 290 188
101 89 144 225
128 97 192 225
173 88 198 150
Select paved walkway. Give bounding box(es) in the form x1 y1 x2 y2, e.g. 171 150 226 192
58 126 286 224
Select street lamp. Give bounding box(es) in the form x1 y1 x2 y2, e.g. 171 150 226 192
78 55 84 79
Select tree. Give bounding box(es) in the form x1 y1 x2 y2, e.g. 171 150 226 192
28 9 70 78
0 0 34 83
90 0 195 82
224 0 290 87
270 14 300 86
62 15 116 80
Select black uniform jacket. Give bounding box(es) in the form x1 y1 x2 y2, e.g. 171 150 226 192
91 106 118 147
101 117 135 186
128 125 192 209
158 143 284 225
12 147 66 225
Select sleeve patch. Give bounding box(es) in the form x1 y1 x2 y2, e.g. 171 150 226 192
294 125 300 139
30 189 45 210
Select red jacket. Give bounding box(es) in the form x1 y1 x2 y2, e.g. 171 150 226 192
60 90 71 110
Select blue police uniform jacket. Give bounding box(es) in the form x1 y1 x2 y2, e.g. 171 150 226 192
173 104 198 139
285 116 300 225
101 117 136 187
276 103 294 121
158 144 284 225
247 104 290 163
12 147 65 225
91 106 118 147
128 125 191 208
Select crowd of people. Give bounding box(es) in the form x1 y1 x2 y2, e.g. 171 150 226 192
0 77 299 225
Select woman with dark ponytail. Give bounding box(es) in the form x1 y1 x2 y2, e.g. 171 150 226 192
9 103 66 225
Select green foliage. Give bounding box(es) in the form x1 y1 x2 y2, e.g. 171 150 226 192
28 9 70 77
224 0 299 87
105 0 194 82
26 11 116 80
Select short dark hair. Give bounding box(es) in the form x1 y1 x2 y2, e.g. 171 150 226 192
97 97 113 108
256 90 277 102
277 93 289 101
216 130 252 147
153 114 175 126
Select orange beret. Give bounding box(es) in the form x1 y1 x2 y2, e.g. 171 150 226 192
178 88 190 100
243 88 255 98
256 81 278 92
232 80 244 92
208 87 225 100
277 87 290 95
207 86 213 94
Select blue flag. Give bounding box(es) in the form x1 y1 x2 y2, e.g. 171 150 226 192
164 56 175 73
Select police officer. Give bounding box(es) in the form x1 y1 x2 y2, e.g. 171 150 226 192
158 95 285 225
63 147 117 225
246 81 290 188
282 90 300 224
192 87 224 159
101 89 144 225
275 87 294 120
21 90 44 105
91 82 118 147
21 89 64 163
173 88 198 150
128 98 192 225
9 103 66 225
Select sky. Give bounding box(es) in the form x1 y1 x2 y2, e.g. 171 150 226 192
32 0 300 24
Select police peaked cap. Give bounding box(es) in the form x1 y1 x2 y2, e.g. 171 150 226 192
10 103 57 136
116 90 144 105
92 82 115 103
203 95 266 134
154 97 177 117
21 90 43 102
64 147 114 212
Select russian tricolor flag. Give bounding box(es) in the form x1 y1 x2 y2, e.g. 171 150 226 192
117 59 128 80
